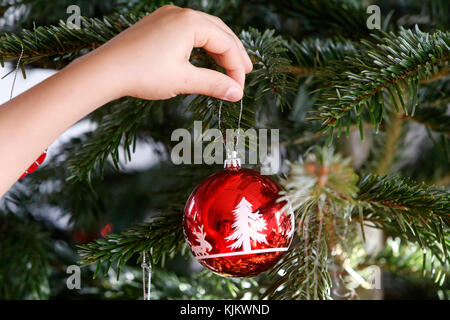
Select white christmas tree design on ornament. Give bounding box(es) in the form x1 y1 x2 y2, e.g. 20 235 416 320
226 197 267 252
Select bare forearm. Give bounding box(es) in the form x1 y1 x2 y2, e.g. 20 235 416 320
0 54 118 196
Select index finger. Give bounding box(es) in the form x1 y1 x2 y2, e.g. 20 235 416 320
200 12 253 74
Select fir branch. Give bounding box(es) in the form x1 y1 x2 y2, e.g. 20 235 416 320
357 174 449 266
78 208 185 279
66 98 153 182
357 174 449 222
289 38 359 72
240 28 296 108
75 163 219 277
311 26 450 136
0 12 139 66
0 212 51 299
270 148 449 299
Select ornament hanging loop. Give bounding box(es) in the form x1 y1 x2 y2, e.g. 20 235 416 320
218 99 243 168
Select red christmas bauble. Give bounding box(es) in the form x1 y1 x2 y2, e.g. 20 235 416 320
183 165 294 277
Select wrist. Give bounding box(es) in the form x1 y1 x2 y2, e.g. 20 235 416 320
65 50 125 108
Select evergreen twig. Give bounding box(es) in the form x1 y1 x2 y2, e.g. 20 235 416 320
311 27 450 137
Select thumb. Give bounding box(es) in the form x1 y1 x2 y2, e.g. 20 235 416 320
180 65 243 102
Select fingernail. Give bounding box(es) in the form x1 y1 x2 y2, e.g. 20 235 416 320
224 87 242 101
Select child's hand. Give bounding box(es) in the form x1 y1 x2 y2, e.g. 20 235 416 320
0 5 252 197
85 5 253 101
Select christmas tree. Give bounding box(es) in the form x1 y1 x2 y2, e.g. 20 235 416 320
226 197 267 252
0 0 449 300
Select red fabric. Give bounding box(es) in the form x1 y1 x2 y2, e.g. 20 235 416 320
19 151 47 180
